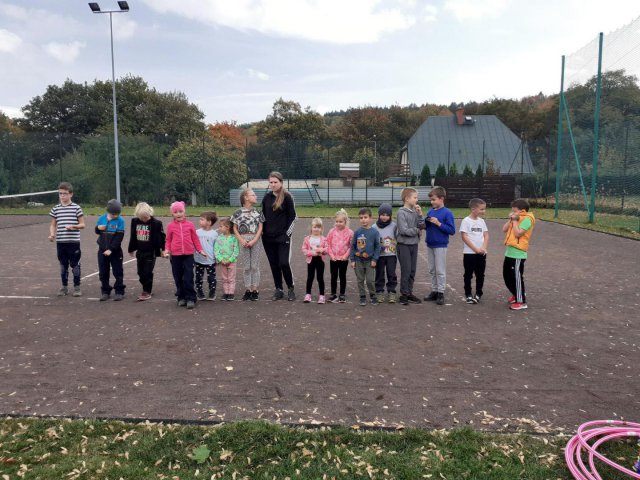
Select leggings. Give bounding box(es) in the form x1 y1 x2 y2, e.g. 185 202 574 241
329 260 349 295
262 238 294 290
306 256 325 295
239 234 262 289
195 262 217 297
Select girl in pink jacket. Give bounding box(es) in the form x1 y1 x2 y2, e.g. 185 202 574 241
164 201 206 309
301 217 328 304
325 209 354 303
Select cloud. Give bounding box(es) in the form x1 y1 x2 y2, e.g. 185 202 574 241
0 105 23 118
113 17 137 39
423 5 438 23
248 68 270 81
444 0 508 21
0 29 22 53
44 41 86 64
141 0 424 44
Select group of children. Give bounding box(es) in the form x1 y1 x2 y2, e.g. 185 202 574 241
49 182 535 311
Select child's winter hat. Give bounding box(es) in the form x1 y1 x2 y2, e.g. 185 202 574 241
378 203 392 216
106 199 122 214
170 201 186 214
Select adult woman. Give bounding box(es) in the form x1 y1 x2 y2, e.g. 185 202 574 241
261 172 297 301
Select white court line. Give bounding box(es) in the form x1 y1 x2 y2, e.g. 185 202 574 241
82 258 137 279
0 295 50 299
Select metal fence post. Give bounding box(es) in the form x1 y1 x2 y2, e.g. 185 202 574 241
589 32 604 224
554 55 565 219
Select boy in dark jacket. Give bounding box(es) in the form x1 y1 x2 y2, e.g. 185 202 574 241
128 202 165 301
96 199 126 301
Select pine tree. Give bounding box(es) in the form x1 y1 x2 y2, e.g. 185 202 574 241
419 164 431 185
435 163 447 178
449 163 459 176
463 164 474 177
475 163 484 177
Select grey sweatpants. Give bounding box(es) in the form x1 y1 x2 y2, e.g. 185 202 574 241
427 246 448 293
239 234 262 289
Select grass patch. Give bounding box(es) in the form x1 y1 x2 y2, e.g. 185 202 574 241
0 417 598 479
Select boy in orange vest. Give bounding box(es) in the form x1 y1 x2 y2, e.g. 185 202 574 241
502 199 535 310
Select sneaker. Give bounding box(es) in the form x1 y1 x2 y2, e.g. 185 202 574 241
272 289 284 301
465 296 475 304
398 294 409 305
287 288 296 302
359 296 367 306
436 292 445 305
227 294 235 301
100 293 110 301
510 302 528 310
388 292 397 304
473 294 481 303
114 294 124 301
221 294 228 301
377 292 386 303
250 291 259 301
207 293 216 301
318 295 326 304
508 295 516 304
57 286 68 296
186 300 195 309
338 295 346 303
177 299 187 307
72 286 82 297
407 294 422 304
197 294 206 301
370 296 378 306
304 294 312 303
137 292 152 301
424 292 438 302
328 294 339 303
242 290 252 301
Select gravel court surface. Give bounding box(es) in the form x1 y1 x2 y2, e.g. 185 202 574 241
0 214 638 431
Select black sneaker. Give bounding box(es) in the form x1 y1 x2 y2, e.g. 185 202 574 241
251 291 259 301
197 293 206 301
242 290 252 301
406 294 422 304
359 296 367 306
398 294 409 305
328 294 339 303
177 299 187 307
436 292 445 305
473 294 481 304
227 294 235 301
100 293 110 301
114 293 124 301
465 296 475 304
338 295 346 303
424 292 438 302
272 289 284 301
221 294 228 301
370 296 378 305
186 300 195 309
208 293 216 301
287 288 296 301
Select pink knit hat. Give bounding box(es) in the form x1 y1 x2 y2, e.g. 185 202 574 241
170 201 186 214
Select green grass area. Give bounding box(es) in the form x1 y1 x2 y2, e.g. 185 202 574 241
4 416 628 480
1 204 638 240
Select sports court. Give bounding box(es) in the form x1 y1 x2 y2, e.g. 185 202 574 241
0 214 638 431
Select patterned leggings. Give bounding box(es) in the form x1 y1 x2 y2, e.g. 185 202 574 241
195 262 216 297
239 234 262 289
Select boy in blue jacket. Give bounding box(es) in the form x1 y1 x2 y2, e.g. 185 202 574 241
96 199 126 301
424 187 455 305
350 207 381 306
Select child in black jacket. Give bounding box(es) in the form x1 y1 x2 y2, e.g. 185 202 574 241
127 202 165 301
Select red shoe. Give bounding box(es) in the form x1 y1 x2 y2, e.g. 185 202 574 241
508 296 516 304
510 302 528 310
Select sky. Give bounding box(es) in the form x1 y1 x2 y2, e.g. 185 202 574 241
1 0 640 125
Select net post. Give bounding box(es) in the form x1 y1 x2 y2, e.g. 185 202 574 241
589 32 604 224
554 55 565 219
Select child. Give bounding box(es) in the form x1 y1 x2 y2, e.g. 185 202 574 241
164 201 206 309
460 198 489 304
502 198 535 310
326 208 353 303
396 187 424 305
214 218 240 301
231 188 264 301
95 199 126 301
195 211 218 301
301 217 328 304
128 202 165 301
373 203 398 303
48 182 85 297
424 186 456 305
350 207 381 306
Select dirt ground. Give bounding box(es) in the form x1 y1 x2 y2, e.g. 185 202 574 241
0 214 638 432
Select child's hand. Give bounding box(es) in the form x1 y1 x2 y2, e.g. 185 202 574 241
478 247 487 255
199 250 207 257
65 225 75 230
103 249 112 256
428 217 441 227
371 260 377 268
48 234 55 242
415 205 422 215
351 261 356 269
97 224 107 231
163 251 170 258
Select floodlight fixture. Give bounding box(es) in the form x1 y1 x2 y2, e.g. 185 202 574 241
117 1 129 11
88 2 101 12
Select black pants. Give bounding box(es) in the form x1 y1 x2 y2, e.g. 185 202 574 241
375 255 398 294
463 253 486 297
396 243 418 295
56 242 81 287
195 262 217 297
171 254 196 302
503 256 526 303
306 256 325 295
98 248 125 295
136 250 156 294
262 238 294 290
330 260 349 295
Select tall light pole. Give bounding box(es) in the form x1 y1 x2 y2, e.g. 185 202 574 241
88 1 130 202
373 134 377 184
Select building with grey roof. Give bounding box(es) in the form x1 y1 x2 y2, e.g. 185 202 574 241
408 107 534 176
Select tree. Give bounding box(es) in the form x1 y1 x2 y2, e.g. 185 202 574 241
435 163 447 178
475 163 484 177
485 159 500 176
419 164 432 185
449 163 459 176
463 164 474 177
